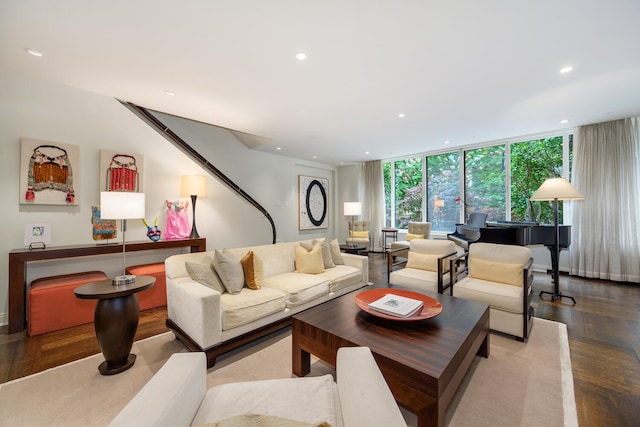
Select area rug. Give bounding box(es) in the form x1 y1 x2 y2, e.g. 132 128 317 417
0 318 578 427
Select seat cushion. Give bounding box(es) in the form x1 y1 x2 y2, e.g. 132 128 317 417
192 375 342 427
317 265 362 293
263 272 329 308
221 287 287 330
389 268 439 293
453 277 524 313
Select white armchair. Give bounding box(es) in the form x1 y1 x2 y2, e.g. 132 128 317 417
110 347 406 427
451 242 534 341
347 220 370 252
388 239 458 294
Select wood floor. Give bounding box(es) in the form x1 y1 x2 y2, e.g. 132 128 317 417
1 252 639 426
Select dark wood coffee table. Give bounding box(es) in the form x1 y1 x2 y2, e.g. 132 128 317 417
292 287 489 427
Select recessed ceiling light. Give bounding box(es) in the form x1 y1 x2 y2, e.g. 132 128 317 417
25 48 43 57
312 155 317 159
165 90 176 96
560 66 573 74
444 140 450 144
276 147 282 151
296 52 307 61
560 119 569 124
398 113 405 118
364 151 370 155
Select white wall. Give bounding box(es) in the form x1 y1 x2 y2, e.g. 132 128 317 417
0 69 343 326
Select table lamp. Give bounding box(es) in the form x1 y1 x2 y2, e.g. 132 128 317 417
100 191 146 285
181 175 208 239
344 201 362 248
530 177 584 303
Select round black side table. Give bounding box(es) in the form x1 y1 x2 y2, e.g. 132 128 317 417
74 276 155 375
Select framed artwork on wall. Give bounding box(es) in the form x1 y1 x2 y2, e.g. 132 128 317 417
99 150 144 192
20 138 80 205
298 175 329 230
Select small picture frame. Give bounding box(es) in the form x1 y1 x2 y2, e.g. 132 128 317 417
24 223 52 247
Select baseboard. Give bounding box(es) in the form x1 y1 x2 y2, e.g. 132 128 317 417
0 312 7 327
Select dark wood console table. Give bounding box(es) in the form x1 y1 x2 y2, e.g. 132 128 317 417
7 237 206 334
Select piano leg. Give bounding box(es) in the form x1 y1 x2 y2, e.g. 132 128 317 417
540 245 576 304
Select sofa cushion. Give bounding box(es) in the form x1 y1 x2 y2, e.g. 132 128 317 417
317 265 362 294
221 287 287 330
185 261 226 294
241 251 263 290
263 272 329 308
212 249 245 294
197 413 327 426
329 239 344 265
469 257 523 287
192 375 340 427
294 243 324 274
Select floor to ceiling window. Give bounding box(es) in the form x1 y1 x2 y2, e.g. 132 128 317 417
384 133 570 232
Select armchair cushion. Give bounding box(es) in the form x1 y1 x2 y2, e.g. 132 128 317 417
469 258 523 287
349 230 368 239
405 251 438 271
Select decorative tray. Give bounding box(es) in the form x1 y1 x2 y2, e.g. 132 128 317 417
355 288 443 321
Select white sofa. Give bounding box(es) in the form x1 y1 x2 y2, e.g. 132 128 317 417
165 239 369 367
110 348 406 427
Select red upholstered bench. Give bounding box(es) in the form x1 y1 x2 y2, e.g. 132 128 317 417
28 270 109 336
125 262 167 311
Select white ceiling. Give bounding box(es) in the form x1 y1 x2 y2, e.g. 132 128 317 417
2 1 640 166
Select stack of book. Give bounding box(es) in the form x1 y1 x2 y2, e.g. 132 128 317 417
368 293 423 318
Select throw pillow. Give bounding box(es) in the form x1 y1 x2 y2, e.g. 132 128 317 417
185 261 226 294
301 239 336 268
406 232 424 241
406 251 439 272
241 250 264 290
329 239 344 265
349 230 369 239
212 249 245 294
294 243 325 274
469 257 523 287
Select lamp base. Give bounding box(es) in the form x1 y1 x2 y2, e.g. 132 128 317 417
112 275 136 286
539 290 576 305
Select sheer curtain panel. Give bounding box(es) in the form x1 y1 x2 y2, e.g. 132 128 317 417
570 117 640 283
364 160 385 252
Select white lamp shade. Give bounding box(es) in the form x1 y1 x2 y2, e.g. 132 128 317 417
344 201 362 216
530 178 584 201
181 175 208 197
100 192 146 219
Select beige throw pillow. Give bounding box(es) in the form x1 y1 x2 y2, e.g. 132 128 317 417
295 243 325 274
212 249 245 294
406 251 439 272
241 250 264 290
185 261 226 294
301 239 336 268
406 232 424 241
469 257 523 287
329 239 344 265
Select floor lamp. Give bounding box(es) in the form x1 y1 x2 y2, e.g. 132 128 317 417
100 191 146 285
181 175 208 239
344 201 362 248
530 178 584 304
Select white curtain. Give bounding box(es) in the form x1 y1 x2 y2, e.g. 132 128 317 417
570 117 640 283
364 160 385 252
